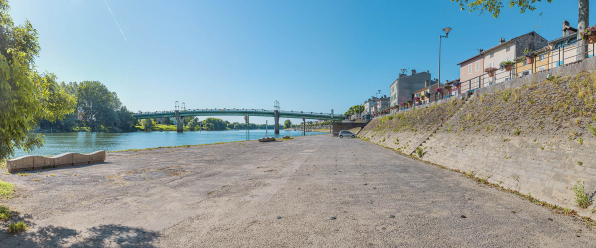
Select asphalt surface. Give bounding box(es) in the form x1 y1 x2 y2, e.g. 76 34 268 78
0 134 595 247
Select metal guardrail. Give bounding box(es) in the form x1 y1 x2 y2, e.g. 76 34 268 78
368 42 596 120
461 42 595 94
134 108 344 118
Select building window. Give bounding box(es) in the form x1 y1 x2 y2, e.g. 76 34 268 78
489 62 494 68
506 45 510 52
490 52 494 58
538 54 545 61
538 65 546 72
475 61 479 71
506 57 510 62
468 64 472 74
523 60 527 66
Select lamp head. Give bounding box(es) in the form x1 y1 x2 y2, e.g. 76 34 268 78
443 27 452 36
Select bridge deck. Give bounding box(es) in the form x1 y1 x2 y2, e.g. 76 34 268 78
133 109 344 120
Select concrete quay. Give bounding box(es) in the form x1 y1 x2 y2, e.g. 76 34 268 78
0 135 594 247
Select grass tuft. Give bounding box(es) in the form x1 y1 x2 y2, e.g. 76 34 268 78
0 205 11 221
0 180 15 199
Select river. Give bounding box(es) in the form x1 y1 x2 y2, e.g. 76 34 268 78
11 129 325 158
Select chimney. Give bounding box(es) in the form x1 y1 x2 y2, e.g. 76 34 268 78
399 73 407 78
411 69 416 75
425 80 429 88
427 70 429 73
499 38 506 44
479 49 484 54
563 20 570 36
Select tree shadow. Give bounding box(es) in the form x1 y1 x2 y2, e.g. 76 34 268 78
0 223 159 247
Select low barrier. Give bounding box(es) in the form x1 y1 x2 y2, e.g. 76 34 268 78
6 151 106 172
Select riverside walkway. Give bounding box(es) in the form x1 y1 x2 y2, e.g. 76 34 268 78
0 135 593 247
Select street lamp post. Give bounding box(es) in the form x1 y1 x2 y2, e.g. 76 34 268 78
438 27 452 97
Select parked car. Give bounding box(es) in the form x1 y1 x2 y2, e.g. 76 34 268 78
339 130 355 138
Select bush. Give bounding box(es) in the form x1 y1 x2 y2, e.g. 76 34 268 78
8 221 27 234
573 180 592 208
416 147 424 158
0 205 11 221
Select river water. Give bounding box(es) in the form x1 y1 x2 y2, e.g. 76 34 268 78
11 129 325 158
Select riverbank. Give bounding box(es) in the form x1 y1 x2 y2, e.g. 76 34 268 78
0 135 593 246
10 130 322 159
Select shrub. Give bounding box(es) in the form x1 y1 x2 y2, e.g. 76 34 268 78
0 205 11 221
416 147 424 158
573 180 592 208
8 221 27 234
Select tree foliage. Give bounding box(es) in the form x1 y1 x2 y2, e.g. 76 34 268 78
0 0 76 159
451 0 552 18
284 119 292 129
345 105 365 116
76 81 121 131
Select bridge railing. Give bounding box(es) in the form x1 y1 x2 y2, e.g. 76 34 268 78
134 108 344 118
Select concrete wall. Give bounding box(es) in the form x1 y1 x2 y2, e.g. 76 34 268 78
360 56 596 219
6 151 106 172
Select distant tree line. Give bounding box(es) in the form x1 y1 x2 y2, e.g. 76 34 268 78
38 81 136 132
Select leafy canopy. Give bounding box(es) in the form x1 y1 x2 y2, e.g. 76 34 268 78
0 0 76 159
451 0 552 18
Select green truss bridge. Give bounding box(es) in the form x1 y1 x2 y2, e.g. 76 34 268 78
133 108 345 133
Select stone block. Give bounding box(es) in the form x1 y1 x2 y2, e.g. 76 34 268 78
51 153 74 168
33 156 54 170
6 155 35 172
88 150 106 164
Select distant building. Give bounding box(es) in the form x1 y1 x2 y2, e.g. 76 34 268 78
362 95 389 119
389 69 431 107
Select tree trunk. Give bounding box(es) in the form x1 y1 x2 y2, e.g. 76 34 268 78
578 0 589 60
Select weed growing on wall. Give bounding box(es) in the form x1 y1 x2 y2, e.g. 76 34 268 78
416 147 424 158
573 180 592 208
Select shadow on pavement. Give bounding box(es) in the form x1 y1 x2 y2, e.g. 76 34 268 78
0 224 159 247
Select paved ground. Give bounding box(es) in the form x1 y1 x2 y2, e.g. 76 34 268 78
0 134 595 247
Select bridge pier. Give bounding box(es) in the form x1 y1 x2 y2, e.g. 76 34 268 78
175 110 183 133
274 110 279 135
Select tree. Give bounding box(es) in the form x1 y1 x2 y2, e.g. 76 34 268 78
284 119 292 129
115 106 136 132
0 0 76 160
141 119 152 131
578 0 589 60
76 81 119 131
451 0 553 18
188 117 199 130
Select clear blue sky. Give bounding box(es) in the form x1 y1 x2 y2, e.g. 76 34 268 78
9 0 589 124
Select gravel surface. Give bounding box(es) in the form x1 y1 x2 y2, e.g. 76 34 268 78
0 134 594 247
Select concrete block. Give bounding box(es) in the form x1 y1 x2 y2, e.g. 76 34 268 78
33 156 54 170
88 150 106 164
6 155 35 172
72 153 90 166
51 153 74 168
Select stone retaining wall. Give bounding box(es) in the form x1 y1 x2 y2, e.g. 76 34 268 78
359 56 596 219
